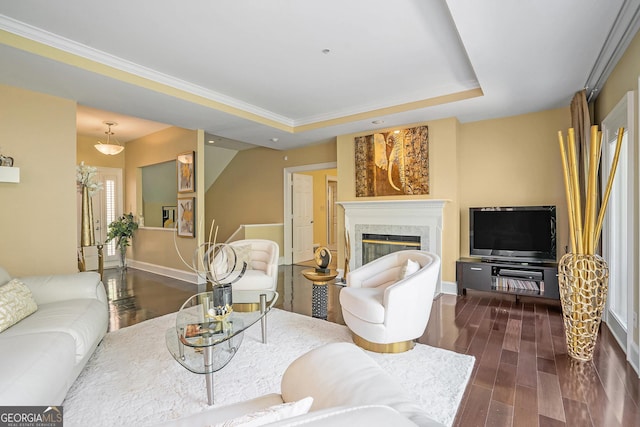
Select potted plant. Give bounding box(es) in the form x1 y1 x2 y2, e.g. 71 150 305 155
106 213 139 269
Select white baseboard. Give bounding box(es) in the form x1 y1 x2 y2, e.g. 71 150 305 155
628 341 640 378
127 259 205 285
439 280 458 296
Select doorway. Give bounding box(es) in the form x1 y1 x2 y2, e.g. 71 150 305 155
292 173 314 264
326 175 338 251
79 167 123 270
283 162 337 265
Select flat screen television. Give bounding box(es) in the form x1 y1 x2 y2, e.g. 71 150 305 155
469 206 556 263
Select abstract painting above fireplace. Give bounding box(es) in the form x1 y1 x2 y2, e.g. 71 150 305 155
354 125 429 197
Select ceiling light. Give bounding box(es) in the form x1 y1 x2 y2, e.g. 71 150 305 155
270 138 279 143
322 49 331 54
372 120 384 124
208 140 215 144
94 121 124 155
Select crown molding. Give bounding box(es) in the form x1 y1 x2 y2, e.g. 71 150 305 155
0 14 295 127
0 14 482 133
585 0 640 101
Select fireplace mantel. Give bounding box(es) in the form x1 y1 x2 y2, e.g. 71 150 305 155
338 199 448 274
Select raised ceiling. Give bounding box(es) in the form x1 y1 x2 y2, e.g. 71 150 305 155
1 0 639 149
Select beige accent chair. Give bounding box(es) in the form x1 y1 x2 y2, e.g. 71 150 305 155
224 239 279 291
339 250 440 353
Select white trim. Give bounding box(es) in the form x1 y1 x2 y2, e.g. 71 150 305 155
138 226 174 232
585 0 640 101
601 90 636 373
127 259 205 285
439 280 458 296
629 341 640 377
0 15 480 128
325 175 338 249
0 15 294 127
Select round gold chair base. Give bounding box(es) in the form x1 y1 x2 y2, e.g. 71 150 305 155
351 333 415 353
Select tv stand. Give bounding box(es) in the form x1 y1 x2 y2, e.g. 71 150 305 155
456 257 559 300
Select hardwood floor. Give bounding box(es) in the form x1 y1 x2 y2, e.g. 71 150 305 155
103 268 640 426
421 292 640 427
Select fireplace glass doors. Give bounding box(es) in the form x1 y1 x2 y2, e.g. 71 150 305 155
361 233 420 265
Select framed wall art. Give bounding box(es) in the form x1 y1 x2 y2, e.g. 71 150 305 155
177 197 195 237
354 125 429 197
177 151 195 193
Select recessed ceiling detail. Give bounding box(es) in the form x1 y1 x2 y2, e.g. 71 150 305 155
0 0 636 150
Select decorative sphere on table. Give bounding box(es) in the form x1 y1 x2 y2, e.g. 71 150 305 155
314 246 332 273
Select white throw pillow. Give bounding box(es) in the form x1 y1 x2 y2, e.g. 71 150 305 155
0 278 37 332
400 259 421 279
212 396 313 427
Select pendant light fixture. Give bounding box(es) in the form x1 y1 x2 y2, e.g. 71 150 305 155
94 121 124 155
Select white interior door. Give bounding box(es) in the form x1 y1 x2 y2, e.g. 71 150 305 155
326 176 338 251
292 173 314 263
601 91 634 360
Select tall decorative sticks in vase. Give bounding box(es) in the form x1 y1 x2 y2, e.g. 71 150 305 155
557 125 624 361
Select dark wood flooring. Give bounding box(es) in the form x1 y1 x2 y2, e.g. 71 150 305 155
102 268 640 427
424 292 640 427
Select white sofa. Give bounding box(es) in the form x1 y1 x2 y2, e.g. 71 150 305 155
0 266 109 405
154 342 444 426
340 251 441 353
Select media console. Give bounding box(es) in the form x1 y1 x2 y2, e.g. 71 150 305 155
456 257 559 300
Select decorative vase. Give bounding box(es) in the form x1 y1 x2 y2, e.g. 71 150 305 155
212 283 233 311
558 253 609 362
80 186 95 247
119 243 127 270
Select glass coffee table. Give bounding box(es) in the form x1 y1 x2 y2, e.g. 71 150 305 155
165 289 278 405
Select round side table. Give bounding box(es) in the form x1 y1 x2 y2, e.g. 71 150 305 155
301 269 338 320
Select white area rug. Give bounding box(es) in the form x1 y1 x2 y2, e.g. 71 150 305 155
63 309 474 426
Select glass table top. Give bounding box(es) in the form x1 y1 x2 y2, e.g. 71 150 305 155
166 289 278 374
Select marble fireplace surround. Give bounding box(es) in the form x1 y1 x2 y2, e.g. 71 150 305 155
338 199 447 288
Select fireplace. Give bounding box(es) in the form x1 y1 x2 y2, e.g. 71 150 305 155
361 233 421 265
338 199 446 285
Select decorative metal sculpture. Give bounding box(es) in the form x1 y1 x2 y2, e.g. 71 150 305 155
173 220 246 315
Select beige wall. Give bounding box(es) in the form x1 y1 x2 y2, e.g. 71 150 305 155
205 141 337 242
243 224 285 256
125 127 199 270
337 118 460 281
458 107 571 261
300 168 337 247
0 85 77 276
594 29 640 348
336 110 570 283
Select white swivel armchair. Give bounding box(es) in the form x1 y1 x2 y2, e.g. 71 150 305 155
224 239 279 291
339 250 441 353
